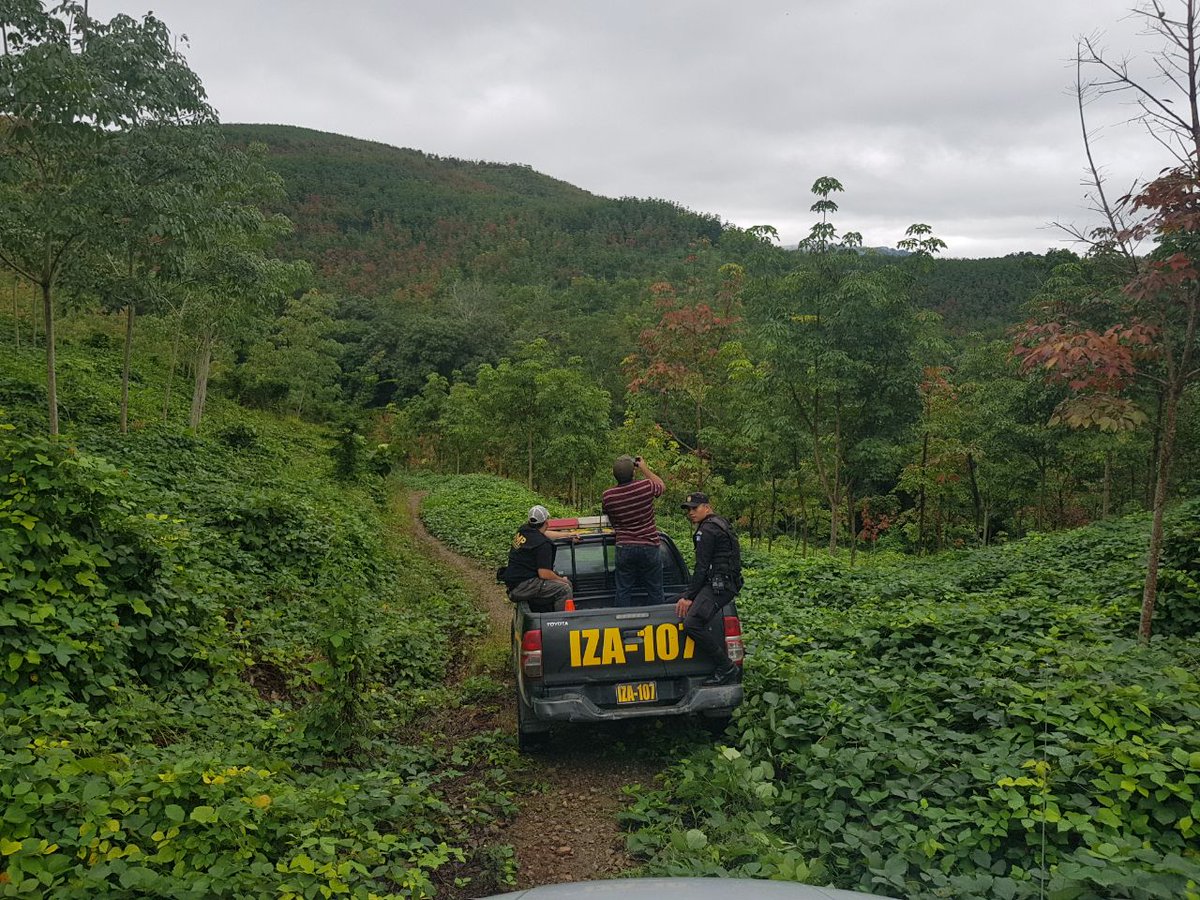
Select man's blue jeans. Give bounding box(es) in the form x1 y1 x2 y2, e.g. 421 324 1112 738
614 543 664 607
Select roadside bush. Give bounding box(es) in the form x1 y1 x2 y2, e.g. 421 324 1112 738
0 738 466 898
1 336 504 897
623 504 1200 900
0 434 220 701
1157 510 1200 637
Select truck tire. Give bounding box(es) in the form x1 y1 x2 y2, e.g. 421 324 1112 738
516 690 550 752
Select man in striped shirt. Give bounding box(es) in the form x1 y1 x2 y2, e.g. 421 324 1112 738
602 454 666 607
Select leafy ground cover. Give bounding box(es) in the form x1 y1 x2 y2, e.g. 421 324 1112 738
413 472 1200 899
408 473 571 566
0 327 519 898
623 506 1200 899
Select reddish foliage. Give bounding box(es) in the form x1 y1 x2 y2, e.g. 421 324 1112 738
627 280 739 396
1011 321 1157 392
1123 167 1200 238
1123 252 1200 304
857 502 892 543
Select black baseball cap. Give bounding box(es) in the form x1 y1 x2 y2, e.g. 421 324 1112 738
681 492 710 509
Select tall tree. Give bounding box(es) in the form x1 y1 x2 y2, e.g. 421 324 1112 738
755 179 941 550
626 264 745 486
88 125 233 433
0 1 213 434
1016 0 1200 642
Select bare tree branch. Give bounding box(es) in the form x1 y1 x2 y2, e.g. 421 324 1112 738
1072 48 1140 270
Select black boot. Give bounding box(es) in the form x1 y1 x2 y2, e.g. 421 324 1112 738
702 663 739 686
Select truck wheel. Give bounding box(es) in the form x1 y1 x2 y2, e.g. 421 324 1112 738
516 691 550 752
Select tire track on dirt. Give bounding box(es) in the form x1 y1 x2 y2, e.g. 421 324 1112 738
402 491 666 892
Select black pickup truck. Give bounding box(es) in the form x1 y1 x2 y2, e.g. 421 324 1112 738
513 516 744 750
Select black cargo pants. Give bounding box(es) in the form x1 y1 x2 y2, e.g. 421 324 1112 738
682 582 735 669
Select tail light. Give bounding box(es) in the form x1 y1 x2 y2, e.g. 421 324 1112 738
724 616 744 666
521 630 543 679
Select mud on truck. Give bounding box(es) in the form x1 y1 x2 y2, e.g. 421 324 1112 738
511 516 744 751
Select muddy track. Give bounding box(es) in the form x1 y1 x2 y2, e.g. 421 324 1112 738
403 492 668 894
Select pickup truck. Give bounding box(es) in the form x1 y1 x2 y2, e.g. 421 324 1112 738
513 516 744 750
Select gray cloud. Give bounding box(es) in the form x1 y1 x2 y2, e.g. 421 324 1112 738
95 0 1170 256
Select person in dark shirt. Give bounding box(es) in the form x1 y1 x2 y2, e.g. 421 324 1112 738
602 454 665 607
675 491 742 685
501 505 576 612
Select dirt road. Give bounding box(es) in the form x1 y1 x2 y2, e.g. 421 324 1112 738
403 493 667 893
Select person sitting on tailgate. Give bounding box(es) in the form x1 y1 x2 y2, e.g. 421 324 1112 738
501 505 576 612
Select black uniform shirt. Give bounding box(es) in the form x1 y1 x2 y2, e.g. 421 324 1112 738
502 524 555 585
685 514 739 599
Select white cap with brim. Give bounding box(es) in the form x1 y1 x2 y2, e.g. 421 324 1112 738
528 505 550 525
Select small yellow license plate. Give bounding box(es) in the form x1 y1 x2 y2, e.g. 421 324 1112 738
616 681 657 704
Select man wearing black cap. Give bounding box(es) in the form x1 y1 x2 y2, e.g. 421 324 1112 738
500 505 576 612
676 492 742 685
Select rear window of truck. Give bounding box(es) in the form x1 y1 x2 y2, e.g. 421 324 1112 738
555 537 687 585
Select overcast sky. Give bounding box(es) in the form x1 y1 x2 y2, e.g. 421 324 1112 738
93 1 1171 258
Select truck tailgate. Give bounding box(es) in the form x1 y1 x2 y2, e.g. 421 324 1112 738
538 605 720 687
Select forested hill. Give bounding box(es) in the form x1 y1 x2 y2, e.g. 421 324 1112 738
912 252 1074 335
224 124 1062 337
221 123 725 299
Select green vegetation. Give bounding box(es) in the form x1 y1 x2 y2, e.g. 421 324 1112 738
0 333 524 898
623 507 1200 898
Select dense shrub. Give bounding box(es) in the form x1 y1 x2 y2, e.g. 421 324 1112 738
0 433 220 701
412 473 569 564
622 503 1200 899
0 340 506 898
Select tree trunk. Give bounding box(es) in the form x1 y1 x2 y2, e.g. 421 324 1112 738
828 404 843 553
120 304 135 434
768 475 777 552
42 281 58 436
966 452 984 544
917 432 929 554
1147 389 1163 508
189 338 212 431
1038 463 1047 530
526 430 533 490
162 304 186 423
847 487 857 568
1103 449 1112 518
30 282 38 347
1139 382 1181 644
935 497 944 551
1138 272 1196 643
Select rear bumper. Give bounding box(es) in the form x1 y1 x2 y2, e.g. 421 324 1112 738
530 682 742 723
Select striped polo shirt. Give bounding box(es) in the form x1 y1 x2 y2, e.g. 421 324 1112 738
602 479 664 546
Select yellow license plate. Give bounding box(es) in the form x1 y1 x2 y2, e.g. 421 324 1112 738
616 681 657 704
